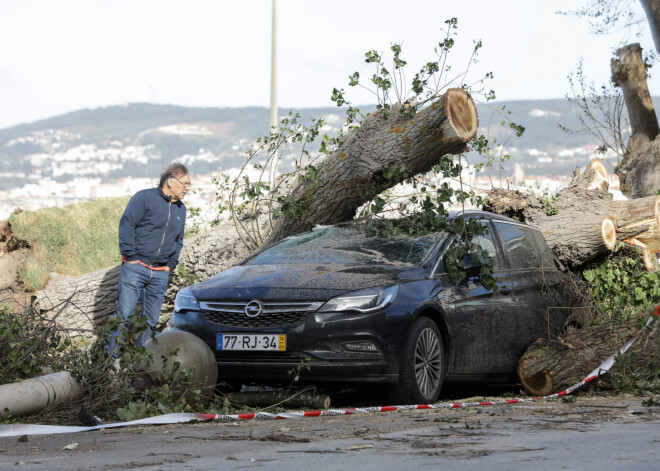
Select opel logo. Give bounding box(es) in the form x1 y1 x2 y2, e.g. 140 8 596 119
245 300 263 318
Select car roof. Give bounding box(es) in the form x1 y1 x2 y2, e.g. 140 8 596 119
450 209 531 226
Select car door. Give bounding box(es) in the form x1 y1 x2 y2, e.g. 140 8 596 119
492 221 565 357
437 220 518 376
529 228 572 337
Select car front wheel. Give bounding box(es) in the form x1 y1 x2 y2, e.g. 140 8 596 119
389 317 445 405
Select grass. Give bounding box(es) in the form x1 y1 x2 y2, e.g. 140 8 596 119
9 196 130 290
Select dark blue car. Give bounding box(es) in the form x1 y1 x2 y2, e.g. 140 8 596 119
172 210 577 404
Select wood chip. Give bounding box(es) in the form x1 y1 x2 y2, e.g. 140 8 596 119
346 444 373 450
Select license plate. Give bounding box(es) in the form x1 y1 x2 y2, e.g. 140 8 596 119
217 334 286 351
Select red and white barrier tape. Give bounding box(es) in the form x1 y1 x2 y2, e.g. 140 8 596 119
1 307 657 437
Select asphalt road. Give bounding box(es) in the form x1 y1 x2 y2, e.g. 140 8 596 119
1 395 658 470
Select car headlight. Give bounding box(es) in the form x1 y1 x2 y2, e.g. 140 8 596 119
319 285 399 313
174 286 200 312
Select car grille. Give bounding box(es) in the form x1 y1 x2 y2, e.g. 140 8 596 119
199 300 323 328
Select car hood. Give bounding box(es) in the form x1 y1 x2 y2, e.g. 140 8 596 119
191 263 421 301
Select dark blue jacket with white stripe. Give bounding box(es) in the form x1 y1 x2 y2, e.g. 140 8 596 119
118 186 186 270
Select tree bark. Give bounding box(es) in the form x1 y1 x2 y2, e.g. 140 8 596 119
518 315 659 396
611 42 660 198
640 0 660 56
615 135 660 199
264 88 479 245
611 43 660 151
224 391 331 409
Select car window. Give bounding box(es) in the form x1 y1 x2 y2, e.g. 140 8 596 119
247 226 446 266
531 229 555 269
493 221 542 269
446 221 503 270
472 230 502 270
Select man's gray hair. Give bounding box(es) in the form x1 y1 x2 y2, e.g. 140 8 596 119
159 163 189 187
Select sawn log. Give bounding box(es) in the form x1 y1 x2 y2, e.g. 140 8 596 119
518 312 659 396
264 88 479 245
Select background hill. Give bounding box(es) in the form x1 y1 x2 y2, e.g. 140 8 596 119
0 98 627 180
0 97 639 218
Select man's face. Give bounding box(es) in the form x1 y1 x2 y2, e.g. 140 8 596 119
168 173 191 201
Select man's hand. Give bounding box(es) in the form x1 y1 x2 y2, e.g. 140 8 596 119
165 266 171 272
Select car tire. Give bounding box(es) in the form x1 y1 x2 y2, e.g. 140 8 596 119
388 317 445 405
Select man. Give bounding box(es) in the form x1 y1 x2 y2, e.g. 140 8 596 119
107 163 190 354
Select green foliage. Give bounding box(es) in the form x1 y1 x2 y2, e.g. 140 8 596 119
171 263 200 290
582 249 660 323
540 190 559 216
186 207 202 235
581 249 660 395
275 194 308 220
333 18 495 123
9 196 129 290
116 352 202 421
211 111 331 249
0 298 69 385
288 357 311 384
61 315 213 422
642 396 660 407
611 351 660 395
0 296 298 423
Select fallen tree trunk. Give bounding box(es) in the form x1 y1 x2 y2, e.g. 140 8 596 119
37 220 258 335
484 160 660 270
264 88 479 245
518 314 659 396
225 391 331 409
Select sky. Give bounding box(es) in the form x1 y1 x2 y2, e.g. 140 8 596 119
0 0 657 130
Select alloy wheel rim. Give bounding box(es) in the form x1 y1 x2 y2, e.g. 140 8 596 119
414 328 442 399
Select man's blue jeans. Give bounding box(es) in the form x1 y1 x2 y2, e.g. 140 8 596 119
106 262 170 355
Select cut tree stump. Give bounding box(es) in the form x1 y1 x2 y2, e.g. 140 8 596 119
611 43 660 151
611 43 660 198
601 196 660 270
518 313 659 396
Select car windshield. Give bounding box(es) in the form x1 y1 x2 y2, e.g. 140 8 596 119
247 226 446 266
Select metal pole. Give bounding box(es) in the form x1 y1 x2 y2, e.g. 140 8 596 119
269 0 278 190
269 0 277 132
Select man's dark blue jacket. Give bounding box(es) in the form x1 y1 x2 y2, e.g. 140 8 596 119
118 186 186 270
